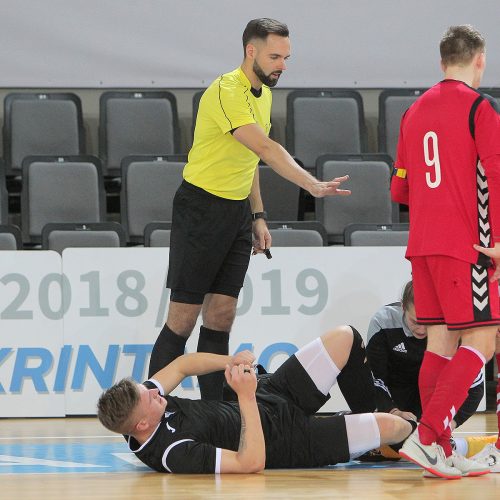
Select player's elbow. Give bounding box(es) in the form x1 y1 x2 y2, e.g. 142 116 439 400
238 454 266 473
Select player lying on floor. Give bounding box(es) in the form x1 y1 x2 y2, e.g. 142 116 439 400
97 325 414 474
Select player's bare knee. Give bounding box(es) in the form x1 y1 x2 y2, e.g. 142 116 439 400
374 413 411 444
321 325 359 370
320 325 354 366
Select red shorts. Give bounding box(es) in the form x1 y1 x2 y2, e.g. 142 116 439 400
410 255 500 330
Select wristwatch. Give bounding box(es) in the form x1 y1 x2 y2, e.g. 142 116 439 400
252 211 267 221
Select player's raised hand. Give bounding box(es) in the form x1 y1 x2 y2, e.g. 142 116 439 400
230 350 256 368
474 243 500 282
308 175 351 198
225 364 257 397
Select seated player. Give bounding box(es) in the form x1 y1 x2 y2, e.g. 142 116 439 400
97 326 414 473
367 280 484 429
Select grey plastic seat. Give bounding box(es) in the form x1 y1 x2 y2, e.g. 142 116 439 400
315 154 396 244
41 222 125 254
21 156 105 244
258 164 301 221
268 221 327 247
344 223 409 246
286 90 367 169
378 89 427 160
0 160 7 224
99 91 180 176
121 155 186 244
0 225 22 250
144 222 172 247
3 93 85 175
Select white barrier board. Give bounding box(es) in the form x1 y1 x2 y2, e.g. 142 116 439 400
3 247 484 416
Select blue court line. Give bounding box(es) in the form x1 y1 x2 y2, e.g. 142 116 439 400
0 442 419 474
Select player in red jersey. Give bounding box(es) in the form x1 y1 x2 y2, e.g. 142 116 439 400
391 25 500 479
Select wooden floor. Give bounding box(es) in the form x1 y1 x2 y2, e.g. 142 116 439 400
0 414 498 499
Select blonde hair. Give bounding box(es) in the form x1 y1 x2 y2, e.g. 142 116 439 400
97 378 140 434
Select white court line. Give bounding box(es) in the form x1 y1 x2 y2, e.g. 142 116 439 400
0 435 122 441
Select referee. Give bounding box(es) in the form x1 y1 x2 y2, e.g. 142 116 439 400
149 18 351 399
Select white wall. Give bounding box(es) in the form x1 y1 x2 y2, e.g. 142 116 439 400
2 0 500 88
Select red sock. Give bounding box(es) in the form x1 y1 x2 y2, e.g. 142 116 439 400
437 426 453 457
419 346 484 445
496 353 500 450
418 351 449 413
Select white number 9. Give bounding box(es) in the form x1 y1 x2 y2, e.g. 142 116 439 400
423 131 441 188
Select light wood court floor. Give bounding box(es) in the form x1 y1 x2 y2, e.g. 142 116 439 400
0 413 498 499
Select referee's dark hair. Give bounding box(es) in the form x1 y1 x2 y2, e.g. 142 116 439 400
242 18 289 54
440 25 485 67
401 280 414 312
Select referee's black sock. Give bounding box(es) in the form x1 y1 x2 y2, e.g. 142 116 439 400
148 324 188 378
197 326 229 400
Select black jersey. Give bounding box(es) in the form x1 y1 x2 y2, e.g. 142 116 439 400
125 355 350 473
366 302 484 425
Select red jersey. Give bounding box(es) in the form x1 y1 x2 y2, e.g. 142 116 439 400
391 80 500 264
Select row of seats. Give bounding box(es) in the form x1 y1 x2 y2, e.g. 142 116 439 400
0 221 409 252
3 88 499 179
0 155 399 246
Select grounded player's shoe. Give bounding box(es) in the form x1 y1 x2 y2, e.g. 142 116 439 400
470 443 500 473
399 430 462 479
357 447 400 462
423 452 490 477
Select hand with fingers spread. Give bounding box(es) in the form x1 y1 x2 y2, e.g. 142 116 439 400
473 242 500 282
308 175 352 198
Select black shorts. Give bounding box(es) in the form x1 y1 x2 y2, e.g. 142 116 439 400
260 355 351 466
167 181 252 304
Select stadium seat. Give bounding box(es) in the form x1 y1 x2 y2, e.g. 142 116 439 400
21 156 105 245
0 159 8 224
286 89 367 169
344 223 409 246
315 154 396 244
267 221 327 247
99 91 180 177
3 92 85 176
121 155 185 244
41 222 125 254
0 224 22 250
144 222 172 247
378 89 427 160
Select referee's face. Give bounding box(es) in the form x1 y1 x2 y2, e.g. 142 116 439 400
252 34 290 87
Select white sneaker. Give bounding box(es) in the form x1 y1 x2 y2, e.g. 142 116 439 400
399 430 462 479
423 451 490 477
470 443 500 473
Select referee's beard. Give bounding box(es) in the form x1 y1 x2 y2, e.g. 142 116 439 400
253 61 282 87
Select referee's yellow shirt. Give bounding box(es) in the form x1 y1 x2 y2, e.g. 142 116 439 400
183 67 272 200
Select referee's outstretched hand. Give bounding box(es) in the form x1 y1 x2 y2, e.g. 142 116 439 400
474 243 500 282
308 175 351 198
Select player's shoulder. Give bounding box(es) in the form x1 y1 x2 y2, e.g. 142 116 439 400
368 302 404 340
475 89 500 114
